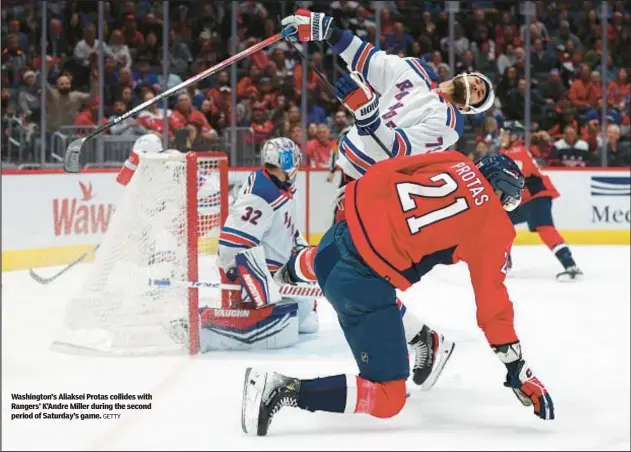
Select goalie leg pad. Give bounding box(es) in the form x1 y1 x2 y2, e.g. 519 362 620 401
198 301 298 351
235 247 281 308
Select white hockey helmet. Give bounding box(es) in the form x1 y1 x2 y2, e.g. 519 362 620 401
261 137 302 181
132 133 163 154
455 72 495 115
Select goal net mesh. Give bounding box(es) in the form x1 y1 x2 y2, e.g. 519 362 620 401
53 152 227 355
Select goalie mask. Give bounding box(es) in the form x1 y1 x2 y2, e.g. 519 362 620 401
455 72 495 115
261 137 302 185
132 133 163 154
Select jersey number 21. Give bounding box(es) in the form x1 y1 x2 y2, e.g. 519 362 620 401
396 173 469 234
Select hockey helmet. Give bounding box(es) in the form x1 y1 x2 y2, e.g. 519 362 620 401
132 133 164 154
455 72 495 115
475 152 525 212
261 137 302 182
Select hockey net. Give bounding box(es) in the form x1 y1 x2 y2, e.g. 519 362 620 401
53 151 229 356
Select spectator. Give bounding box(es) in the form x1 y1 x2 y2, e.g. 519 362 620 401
168 29 192 77
132 56 159 89
440 23 469 58
73 24 109 68
246 102 274 149
209 111 228 138
595 54 617 83
73 96 109 129
551 125 591 167
497 66 519 108
45 69 98 133
604 124 631 166
303 92 328 127
496 43 515 75
531 38 554 72
137 91 172 138
307 122 318 141
541 69 567 104
456 49 476 74
169 92 217 141
548 100 580 138
550 20 583 52
437 64 451 82
607 68 630 109
269 47 294 80
107 99 145 136
568 63 597 115
16 70 40 121
237 65 260 99
306 124 335 169
211 86 234 124
2 34 27 85
589 70 603 109
385 22 414 55
108 29 132 69
122 13 145 49
470 25 496 64
349 6 375 41
47 18 72 61
330 110 351 140
581 111 602 152
289 123 303 149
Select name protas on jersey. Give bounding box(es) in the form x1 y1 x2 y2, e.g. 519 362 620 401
451 161 490 206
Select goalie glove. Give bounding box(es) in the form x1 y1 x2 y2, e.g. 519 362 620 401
493 342 555 420
334 72 380 134
281 9 334 42
273 246 318 287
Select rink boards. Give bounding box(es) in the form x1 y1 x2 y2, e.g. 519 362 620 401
2 166 629 272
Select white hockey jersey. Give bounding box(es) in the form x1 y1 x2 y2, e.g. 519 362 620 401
217 169 306 274
332 31 465 179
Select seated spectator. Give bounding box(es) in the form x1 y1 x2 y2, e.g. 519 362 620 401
581 110 602 152
497 66 518 108
531 38 554 72
529 130 554 162
2 34 27 86
137 31 161 67
550 125 592 167
73 24 109 68
608 68 630 109
541 69 567 104
237 65 260 99
456 49 477 74
306 124 336 169
385 22 414 55
245 102 274 149
470 25 496 64
206 71 230 105
122 13 145 49
307 123 318 141
132 56 159 91
168 29 192 77
107 99 145 136
16 70 40 122
550 20 583 52
137 91 172 138
108 29 132 69
211 85 233 123
73 96 109 130
169 92 216 141
604 124 631 167
330 109 351 141
568 63 597 117
7 19 28 53
209 111 228 138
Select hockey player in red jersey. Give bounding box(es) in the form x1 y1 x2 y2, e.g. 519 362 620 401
241 151 555 436
498 125 583 281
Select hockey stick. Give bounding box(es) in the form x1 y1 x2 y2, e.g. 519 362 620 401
148 278 324 298
29 244 100 285
62 33 283 173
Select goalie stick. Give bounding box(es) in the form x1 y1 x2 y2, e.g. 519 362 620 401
62 33 282 173
29 244 100 285
148 278 323 298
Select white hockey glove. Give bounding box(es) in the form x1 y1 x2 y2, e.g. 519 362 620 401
281 8 333 42
334 72 380 134
227 247 281 308
493 342 555 420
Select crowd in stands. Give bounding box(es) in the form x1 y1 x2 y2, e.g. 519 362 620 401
2 0 630 168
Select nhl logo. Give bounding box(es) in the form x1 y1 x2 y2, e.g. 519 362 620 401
361 352 369 363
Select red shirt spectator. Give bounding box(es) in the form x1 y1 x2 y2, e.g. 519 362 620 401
306 124 335 169
210 86 233 125
73 98 109 130
169 93 214 137
589 71 603 108
246 103 274 146
122 14 145 48
237 65 260 99
608 68 630 108
206 71 229 105
568 64 595 110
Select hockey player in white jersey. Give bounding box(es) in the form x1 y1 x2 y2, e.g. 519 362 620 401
216 137 319 348
276 8 498 389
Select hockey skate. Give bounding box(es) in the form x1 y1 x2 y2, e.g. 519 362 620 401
409 325 455 390
241 367 300 436
556 266 584 282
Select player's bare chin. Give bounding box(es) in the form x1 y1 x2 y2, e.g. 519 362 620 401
355 378 407 418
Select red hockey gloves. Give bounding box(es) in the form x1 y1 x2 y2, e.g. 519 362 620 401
281 9 333 42
334 72 380 134
493 342 555 420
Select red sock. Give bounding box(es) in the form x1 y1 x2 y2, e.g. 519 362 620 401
536 225 565 251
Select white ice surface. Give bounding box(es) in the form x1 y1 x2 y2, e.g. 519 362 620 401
2 245 629 451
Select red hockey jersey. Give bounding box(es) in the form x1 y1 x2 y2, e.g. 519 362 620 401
500 143 559 203
345 151 518 345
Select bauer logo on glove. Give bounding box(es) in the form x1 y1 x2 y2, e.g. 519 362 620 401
281 9 333 42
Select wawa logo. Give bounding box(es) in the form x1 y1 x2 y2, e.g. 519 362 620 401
53 181 116 236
